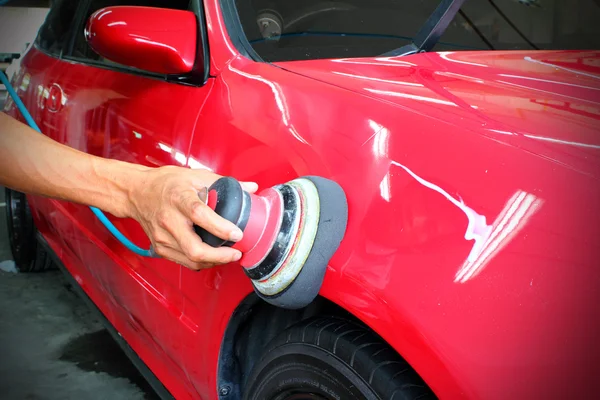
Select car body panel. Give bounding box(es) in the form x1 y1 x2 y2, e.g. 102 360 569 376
180 52 600 399
5 47 215 398
275 50 600 178
4 0 600 399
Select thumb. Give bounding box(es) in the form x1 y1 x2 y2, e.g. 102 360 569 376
241 181 258 194
188 169 222 189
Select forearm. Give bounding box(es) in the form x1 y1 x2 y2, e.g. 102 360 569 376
1 112 256 269
0 112 147 218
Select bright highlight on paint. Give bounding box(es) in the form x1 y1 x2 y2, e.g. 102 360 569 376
390 161 543 283
455 190 543 283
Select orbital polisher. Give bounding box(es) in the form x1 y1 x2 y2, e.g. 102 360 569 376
195 176 348 309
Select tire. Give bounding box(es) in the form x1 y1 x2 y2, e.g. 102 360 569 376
5 188 54 273
243 316 436 400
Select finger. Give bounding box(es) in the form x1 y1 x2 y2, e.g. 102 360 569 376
178 193 243 242
241 181 258 193
184 238 242 265
189 170 222 190
152 245 210 271
163 213 243 264
150 226 178 251
162 239 240 268
152 232 237 270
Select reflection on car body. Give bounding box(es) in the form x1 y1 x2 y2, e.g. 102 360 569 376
4 0 600 399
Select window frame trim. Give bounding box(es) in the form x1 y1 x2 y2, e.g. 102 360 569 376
218 0 263 63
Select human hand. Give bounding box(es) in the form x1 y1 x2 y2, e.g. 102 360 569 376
126 165 258 270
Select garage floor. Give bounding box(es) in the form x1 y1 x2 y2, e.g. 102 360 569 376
0 187 159 400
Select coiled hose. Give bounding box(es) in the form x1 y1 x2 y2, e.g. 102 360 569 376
1 69 154 257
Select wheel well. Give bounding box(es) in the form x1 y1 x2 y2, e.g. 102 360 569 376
217 293 362 398
217 293 422 399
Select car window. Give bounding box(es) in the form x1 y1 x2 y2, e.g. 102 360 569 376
35 0 80 56
437 0 600 52
69 0 192 64
235 0 441 62
233 0 600 62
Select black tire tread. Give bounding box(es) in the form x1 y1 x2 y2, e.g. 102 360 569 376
5 188 55 273
32 244 52 272
266 316 437 400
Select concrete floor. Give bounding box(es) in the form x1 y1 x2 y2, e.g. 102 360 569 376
0 187 160 400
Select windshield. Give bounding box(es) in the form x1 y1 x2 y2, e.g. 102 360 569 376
233 0 600 62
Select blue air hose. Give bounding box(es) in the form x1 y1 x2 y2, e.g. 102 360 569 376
1 69 154 257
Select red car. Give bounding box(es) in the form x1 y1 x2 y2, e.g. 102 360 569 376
4 0 600 399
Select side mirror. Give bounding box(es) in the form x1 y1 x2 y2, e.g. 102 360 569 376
85 6 198 75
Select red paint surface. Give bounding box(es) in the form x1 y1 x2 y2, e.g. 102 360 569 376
4 0 600 398
86 6 197 75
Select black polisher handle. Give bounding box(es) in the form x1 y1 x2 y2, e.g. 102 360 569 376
194 177 247 248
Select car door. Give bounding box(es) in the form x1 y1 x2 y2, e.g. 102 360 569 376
3 0 79 255
39 0 214 383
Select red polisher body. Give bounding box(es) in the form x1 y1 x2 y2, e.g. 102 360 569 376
196 176 348 309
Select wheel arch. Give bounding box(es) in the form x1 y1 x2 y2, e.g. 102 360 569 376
216 288 445 400
318 286 460 399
